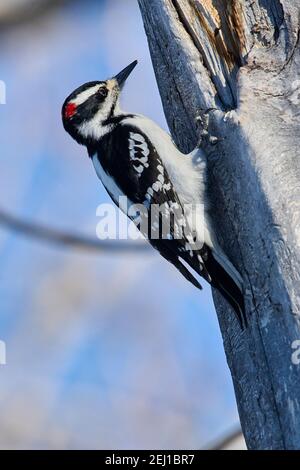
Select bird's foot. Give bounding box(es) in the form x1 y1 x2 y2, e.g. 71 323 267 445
195 108 223 148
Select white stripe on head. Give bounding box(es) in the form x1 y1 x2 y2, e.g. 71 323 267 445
72 84 102 106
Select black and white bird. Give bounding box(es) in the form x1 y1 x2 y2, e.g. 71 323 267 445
62 60 246 327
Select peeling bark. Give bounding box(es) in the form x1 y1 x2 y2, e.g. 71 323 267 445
138 0 300 449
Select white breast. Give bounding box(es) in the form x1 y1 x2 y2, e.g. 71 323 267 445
92 154 132 214
92 155 120 199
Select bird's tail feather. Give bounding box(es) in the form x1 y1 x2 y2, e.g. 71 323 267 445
205 249 247 328
212 247 244 293
176 259 203 291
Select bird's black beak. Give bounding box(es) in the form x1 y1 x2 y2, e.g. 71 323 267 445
114 60 138 88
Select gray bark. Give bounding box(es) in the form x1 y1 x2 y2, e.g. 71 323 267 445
138 0 300 450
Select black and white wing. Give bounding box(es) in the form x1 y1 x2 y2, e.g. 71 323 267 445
91 124 211 288
91 123 246 327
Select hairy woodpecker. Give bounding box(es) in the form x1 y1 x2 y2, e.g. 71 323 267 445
62 60 246 327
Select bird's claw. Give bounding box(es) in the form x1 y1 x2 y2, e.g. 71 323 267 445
195 108 221 148
209 135 224 145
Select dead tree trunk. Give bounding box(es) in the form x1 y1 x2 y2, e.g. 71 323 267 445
138 0 300 450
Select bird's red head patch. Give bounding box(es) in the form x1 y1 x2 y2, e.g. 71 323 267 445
64 102 77 120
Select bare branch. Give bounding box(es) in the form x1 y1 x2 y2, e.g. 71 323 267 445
0 207 150 254
0 0 69 27
204 426 244 450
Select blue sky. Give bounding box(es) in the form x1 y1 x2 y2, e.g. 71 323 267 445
0 0 239 449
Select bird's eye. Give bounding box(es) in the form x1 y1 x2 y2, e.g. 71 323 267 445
98 88 108 98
